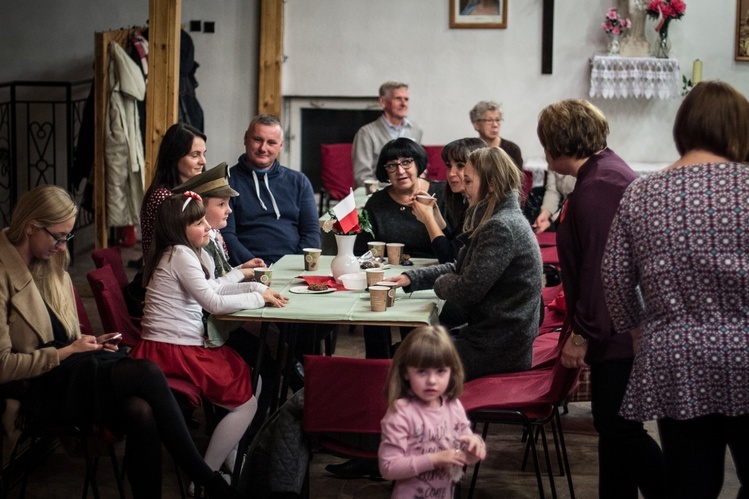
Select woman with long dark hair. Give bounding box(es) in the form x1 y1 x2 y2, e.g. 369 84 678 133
141 122 207 257
411 137 485 263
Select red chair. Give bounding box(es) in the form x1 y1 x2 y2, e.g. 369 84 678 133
540 286 566 339
423 145 446 181
532 285 566 369
540 245 562 284
91 247 130 289
86 266 203 410
303 355 391 482
536 231 557 248
521 170 534 207
86 265 141 349
460 326 581 499
319 143 354 215
73 286 94 337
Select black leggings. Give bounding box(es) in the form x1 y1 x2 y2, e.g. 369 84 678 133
590 360 665 499
109 358 213 497
658 413 749 499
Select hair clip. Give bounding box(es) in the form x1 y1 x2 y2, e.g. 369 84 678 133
182 191 203 212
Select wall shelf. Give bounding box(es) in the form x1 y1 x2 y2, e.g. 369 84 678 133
589 55 681 99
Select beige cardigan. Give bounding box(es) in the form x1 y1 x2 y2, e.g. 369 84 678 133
0 229 80 462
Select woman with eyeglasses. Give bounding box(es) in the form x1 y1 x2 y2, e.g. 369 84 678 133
0 185 241 498
469 100 523 171
354 138 457 259
351 139 458 361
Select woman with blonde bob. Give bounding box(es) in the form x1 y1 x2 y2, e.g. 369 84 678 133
0 185 241 498
388 147 542 381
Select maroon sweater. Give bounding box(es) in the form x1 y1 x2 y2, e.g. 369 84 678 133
556 148 637 364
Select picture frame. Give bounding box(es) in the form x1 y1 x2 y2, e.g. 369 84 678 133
450 0 508 29
737 0 749 61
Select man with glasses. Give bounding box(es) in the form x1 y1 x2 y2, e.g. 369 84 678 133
352 81 423 188
469 100 524 171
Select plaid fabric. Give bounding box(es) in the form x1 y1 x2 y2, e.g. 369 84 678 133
567 365 592 402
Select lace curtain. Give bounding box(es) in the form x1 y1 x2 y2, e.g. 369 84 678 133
589 55 681 99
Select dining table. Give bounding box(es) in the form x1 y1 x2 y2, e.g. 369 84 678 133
215 254 444 406
217 254 442 326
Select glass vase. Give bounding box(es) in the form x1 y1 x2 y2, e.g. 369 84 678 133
607 33 621 57
653 29 671 58
330 234 360 282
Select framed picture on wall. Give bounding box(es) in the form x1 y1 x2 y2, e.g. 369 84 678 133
737 0 749 61
450 0 508 29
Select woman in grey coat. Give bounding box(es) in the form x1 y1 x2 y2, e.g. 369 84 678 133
388 147 542 380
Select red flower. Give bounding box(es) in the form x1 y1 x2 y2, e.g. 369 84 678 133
646 0 686 21
670 0 686 15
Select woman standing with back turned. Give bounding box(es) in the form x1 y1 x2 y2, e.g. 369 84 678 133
603 81 749 498
537 99 664 498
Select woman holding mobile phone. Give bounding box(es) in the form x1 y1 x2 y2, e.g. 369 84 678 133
0 185 241 498
99 332 122 346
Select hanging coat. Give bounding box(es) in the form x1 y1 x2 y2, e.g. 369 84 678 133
105 41 145 227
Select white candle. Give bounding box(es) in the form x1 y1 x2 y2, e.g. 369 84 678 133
692 59 703 85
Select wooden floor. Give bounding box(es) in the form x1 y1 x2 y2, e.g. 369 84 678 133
10 226 740 499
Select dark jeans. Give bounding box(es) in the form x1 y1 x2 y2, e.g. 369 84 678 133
658 413 749 499
590 359 665 499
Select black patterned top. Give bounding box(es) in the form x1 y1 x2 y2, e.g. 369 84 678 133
602 162 749 421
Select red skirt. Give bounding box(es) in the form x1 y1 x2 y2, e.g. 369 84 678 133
131 340 253 407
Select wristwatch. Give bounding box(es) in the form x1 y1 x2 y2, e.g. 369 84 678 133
571 331 588 346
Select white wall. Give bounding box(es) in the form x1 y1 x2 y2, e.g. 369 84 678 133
283 0 749 166
0 0 258 167
2 0 747 173
181 0 258 164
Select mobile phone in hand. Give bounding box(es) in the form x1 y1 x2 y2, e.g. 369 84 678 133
98 333 122 346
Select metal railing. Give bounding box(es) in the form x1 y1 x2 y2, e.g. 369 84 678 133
0 80 94 234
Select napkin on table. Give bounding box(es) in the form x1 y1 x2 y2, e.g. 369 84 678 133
297 275 345 291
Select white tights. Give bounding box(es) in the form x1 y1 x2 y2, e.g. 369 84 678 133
203 377 262 472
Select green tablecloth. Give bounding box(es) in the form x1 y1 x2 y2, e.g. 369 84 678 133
219 255 443 327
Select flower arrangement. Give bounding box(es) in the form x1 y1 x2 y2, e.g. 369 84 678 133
646 0 686 31
646 0 685 57
602 7 631 35
322 208 375 237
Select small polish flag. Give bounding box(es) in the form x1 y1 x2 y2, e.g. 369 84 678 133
654 5 665 32
333 189 359 234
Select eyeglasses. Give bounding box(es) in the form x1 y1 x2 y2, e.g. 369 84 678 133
383 158 415 173
43 227 74 248
476 118 502 124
